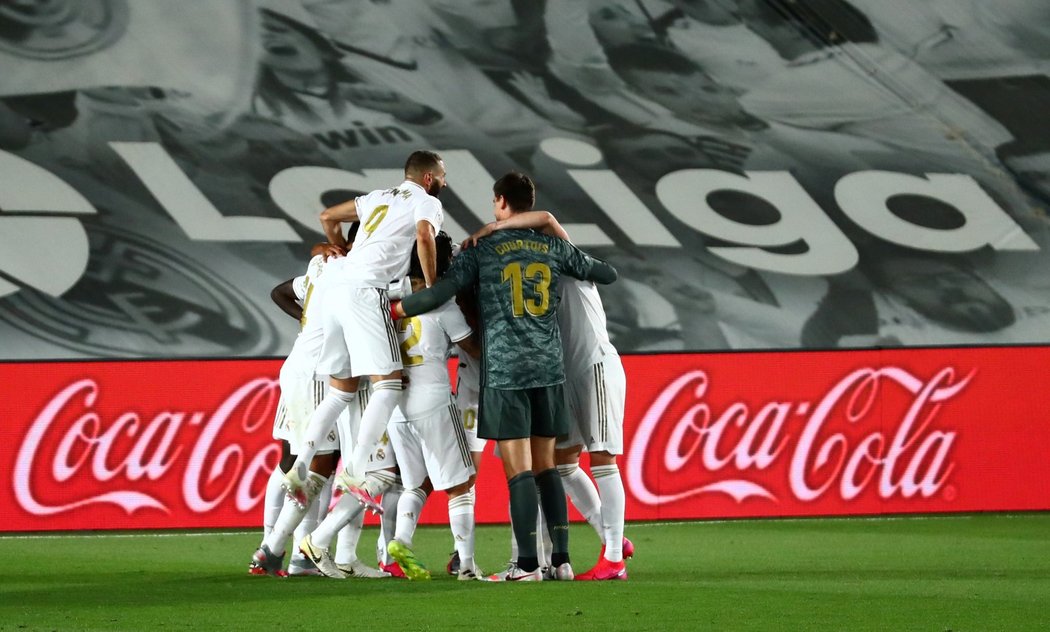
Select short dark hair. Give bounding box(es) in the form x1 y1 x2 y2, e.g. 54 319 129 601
404 150 443 178
408 231 454 279
493 171 536 212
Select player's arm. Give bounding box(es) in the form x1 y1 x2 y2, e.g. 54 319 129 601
462 210 570 248
585 258 618 284
270 278 302 321
416 219 438 287
320 199 358 248
397 251 479 317
559 241 618 285
454 332 482 360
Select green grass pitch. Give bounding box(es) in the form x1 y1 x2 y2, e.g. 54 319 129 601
1 513 1048 631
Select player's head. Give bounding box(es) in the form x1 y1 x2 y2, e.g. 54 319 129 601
408 230 454 280
404 150 447 197
863 249 1015 333
492 171 536 220
605 44 750 126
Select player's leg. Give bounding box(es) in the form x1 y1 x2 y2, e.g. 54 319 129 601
529 385 574 580
417 402 480 579
343 287 404 486
531 436 573 580
385 419 432 580
479 387 543 581
287 459 331 575
556 372 605 543
254 372 339 577
260 376 295 552
575 355 630 581
447 480 480 580
263 441 294 540
449 386 484 575
302 467 396 578
387 480 431 581
289 291 356 492
284 376 358 507
262 452 336 558
495 437 542 580
332 388 397 578
556 445 604 538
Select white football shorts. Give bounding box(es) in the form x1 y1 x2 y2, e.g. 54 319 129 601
388 400 474 491
456 383 486 454
273 372 341 455
557 354 626 455
316 285 402 378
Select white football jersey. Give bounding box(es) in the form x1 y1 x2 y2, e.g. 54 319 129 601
334 181 443 288
391 298 472 421
558 278 618 376
281 254 328 379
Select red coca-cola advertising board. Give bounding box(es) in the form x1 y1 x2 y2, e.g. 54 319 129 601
1 348 1048 532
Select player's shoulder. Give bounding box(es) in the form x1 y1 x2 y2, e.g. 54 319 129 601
307 253 326 271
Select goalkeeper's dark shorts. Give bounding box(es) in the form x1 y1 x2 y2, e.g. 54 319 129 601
478 384 568 440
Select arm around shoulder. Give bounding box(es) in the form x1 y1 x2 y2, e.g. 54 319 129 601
320 199 358 247
586 258 618 285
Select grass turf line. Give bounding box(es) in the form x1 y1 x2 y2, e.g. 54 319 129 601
0 514 1047 631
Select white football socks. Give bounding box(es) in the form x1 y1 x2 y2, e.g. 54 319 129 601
334 510 365 565
292 476 331 560
262 466 285 541
264 471 327 556
348 380 401 477
448 492 476 571
593 464 626 562
393 487 428 547
558 462 604 543
292 387 355 471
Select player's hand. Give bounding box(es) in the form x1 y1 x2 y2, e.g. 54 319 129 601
389 300 405 321
462 222 496 250
311 242 346 260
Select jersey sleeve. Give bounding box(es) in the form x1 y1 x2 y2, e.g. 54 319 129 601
436 299 473 343
291 275 308 302
556 239 618 285
414 196 444 232
401 249 479 316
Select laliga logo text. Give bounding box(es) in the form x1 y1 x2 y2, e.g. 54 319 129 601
13 378 281 516
627 367 972 506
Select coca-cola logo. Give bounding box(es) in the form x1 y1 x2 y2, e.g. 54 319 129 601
627 366 972 506
14 377 281 517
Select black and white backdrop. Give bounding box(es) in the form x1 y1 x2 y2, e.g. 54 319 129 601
2 0 1050 358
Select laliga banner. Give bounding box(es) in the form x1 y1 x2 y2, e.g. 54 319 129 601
2 350 1048 532
3 0 1050 360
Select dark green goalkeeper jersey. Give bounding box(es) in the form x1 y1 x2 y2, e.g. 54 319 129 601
400 229 617 389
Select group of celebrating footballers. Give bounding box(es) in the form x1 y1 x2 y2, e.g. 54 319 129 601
250 150 632 582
